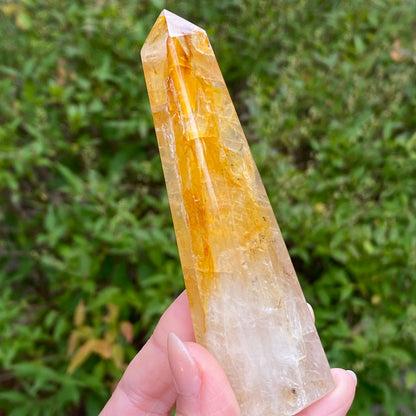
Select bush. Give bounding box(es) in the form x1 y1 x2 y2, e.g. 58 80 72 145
1 0 415 414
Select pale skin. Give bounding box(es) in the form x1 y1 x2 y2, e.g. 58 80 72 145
100 291 357 416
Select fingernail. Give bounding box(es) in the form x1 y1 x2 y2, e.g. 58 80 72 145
167 332 201 396
306 303 315 321
347 370 357 384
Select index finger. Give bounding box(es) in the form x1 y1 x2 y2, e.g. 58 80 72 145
99 291 195 416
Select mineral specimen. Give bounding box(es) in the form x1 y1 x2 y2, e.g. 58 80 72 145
141 9 335 415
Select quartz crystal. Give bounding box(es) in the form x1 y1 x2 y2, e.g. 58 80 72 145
141 10 335 415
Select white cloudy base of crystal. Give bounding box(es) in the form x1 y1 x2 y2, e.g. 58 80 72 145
202 270 334 416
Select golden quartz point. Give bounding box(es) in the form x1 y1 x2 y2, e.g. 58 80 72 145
141 10 335 415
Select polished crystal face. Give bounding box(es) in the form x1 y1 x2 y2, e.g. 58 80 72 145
141 10 335 415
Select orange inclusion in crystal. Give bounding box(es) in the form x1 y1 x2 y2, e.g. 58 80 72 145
166 36 216 290
163 32 273 329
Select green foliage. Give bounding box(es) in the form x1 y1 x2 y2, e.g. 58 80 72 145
1 0 415 414
0 1 182 414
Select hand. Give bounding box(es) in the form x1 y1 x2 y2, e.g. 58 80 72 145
100 291 357 416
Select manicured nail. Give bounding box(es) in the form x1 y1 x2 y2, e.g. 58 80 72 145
307 303 315 322
347 370 357 384
167 332 201 396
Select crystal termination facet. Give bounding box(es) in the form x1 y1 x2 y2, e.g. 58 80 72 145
141 10 335 415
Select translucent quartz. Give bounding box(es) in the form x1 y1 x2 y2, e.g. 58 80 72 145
141 10 335 415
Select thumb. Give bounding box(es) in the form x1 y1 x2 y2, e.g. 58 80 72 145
167 333 241 416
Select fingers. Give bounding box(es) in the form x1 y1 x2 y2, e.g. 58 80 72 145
100 292 356 416
296 368 357 416
99 291 195 416
167 333 241 416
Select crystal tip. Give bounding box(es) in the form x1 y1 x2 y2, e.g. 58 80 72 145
160 9 205 37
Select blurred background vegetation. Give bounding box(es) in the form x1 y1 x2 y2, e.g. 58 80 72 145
1 0 415 414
